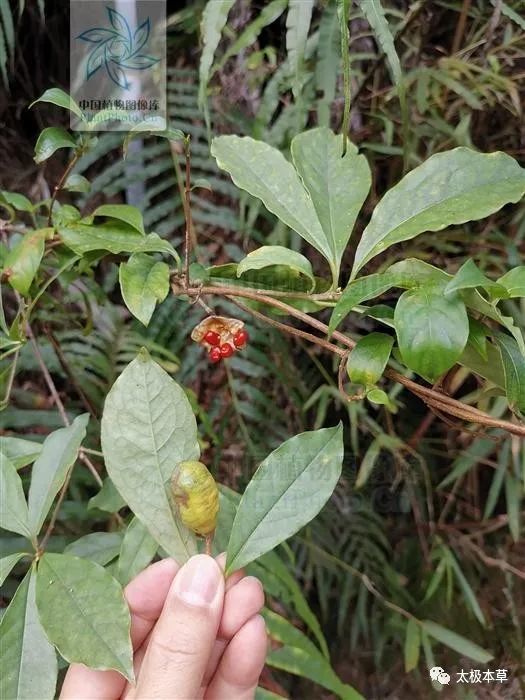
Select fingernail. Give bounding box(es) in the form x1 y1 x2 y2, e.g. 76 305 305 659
173 554 221 606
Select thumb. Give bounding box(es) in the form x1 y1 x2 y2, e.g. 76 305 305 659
134 554 224 699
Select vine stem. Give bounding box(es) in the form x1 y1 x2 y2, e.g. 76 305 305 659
47 153 80 227
178 283 525 438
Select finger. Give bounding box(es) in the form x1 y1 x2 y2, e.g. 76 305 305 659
60 558 178 700
205 615 267 700
202 575 264 686
218 576 264 640
134 554 224 699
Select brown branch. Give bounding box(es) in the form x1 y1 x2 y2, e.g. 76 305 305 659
180 283 525 438
47 153 80 227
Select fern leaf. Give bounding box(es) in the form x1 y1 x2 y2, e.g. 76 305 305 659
493 0 525 31
358 0 402 86
316 0 340 126
198 0 236 128
286 0 314 101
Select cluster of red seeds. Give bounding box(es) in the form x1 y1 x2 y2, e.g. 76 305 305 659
204 329 249 363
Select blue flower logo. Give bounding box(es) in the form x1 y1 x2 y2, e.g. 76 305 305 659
77 6 159 90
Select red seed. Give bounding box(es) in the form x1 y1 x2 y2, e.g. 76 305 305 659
209 347 221 363
220 343 235 358
233 329 249 348
203 330 221 346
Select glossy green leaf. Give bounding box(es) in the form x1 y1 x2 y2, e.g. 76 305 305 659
30 88 83 119
36 553 133 680
3 228 53 295
226 425 343 574
0 436 42 469
444 258 506 298
27 414 89 537
347 333 393 386
64 532 123 566
101 350 198 561
497 266 525 298
421 620 493 663
394 288 469 382
495 332 525 412
64 173 91 193
352 148 525 276
291 128 371 281
88 477 126 513
1 190 33 212
265 610 363 700
0 454 32 538
117 517 158 585
329 258 450 335
237 245 315 291
119 253 170 326
404 618 420 673
90 204 145 235
0 569 58 700
366 387 397 412
0 552 28 587
34 127 77 164
211 135 330 264
467 318 488 360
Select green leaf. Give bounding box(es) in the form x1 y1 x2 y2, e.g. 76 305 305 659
0 437 42 469
198 0 235 125
64 173 91 193
366 387 397 412
315 1 340 125
226 425 343 574
36 553 134 680
1 190 33 212
0 552 28 587
0 569 58 700
285 0 314 101
211 135 330 265
117 517 158 585
505 472 521 542
447 550 485 626
119 253 170 326
30 88 83 119
444 258 507 298
347 332 393 386
89 204 145 235
421 620 493 663
467 318 488 360
34 127 77 164
0 454 32 538
237 246 315 291
122 122 184 158
291 128 371 281
88 477 126 513
27 414 89 537
3 228 53 295
494 332 525 412
394 287 469 382
497 266 525 298
352 148 525 276
101 351 199 561
64 532 123 566
265 610 363 700
60 225 179 262
404 618 420 673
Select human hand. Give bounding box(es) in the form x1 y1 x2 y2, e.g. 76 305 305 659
61 554 267 699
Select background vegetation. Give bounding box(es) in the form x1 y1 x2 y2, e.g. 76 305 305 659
1 1 524 698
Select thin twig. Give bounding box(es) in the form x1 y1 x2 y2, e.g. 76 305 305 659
27 324 69 425
179 283 525 438
47 153 80 227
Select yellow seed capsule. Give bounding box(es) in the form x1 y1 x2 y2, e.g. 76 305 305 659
171 461 219 536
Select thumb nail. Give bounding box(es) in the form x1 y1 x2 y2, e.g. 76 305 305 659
173 554 221 606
